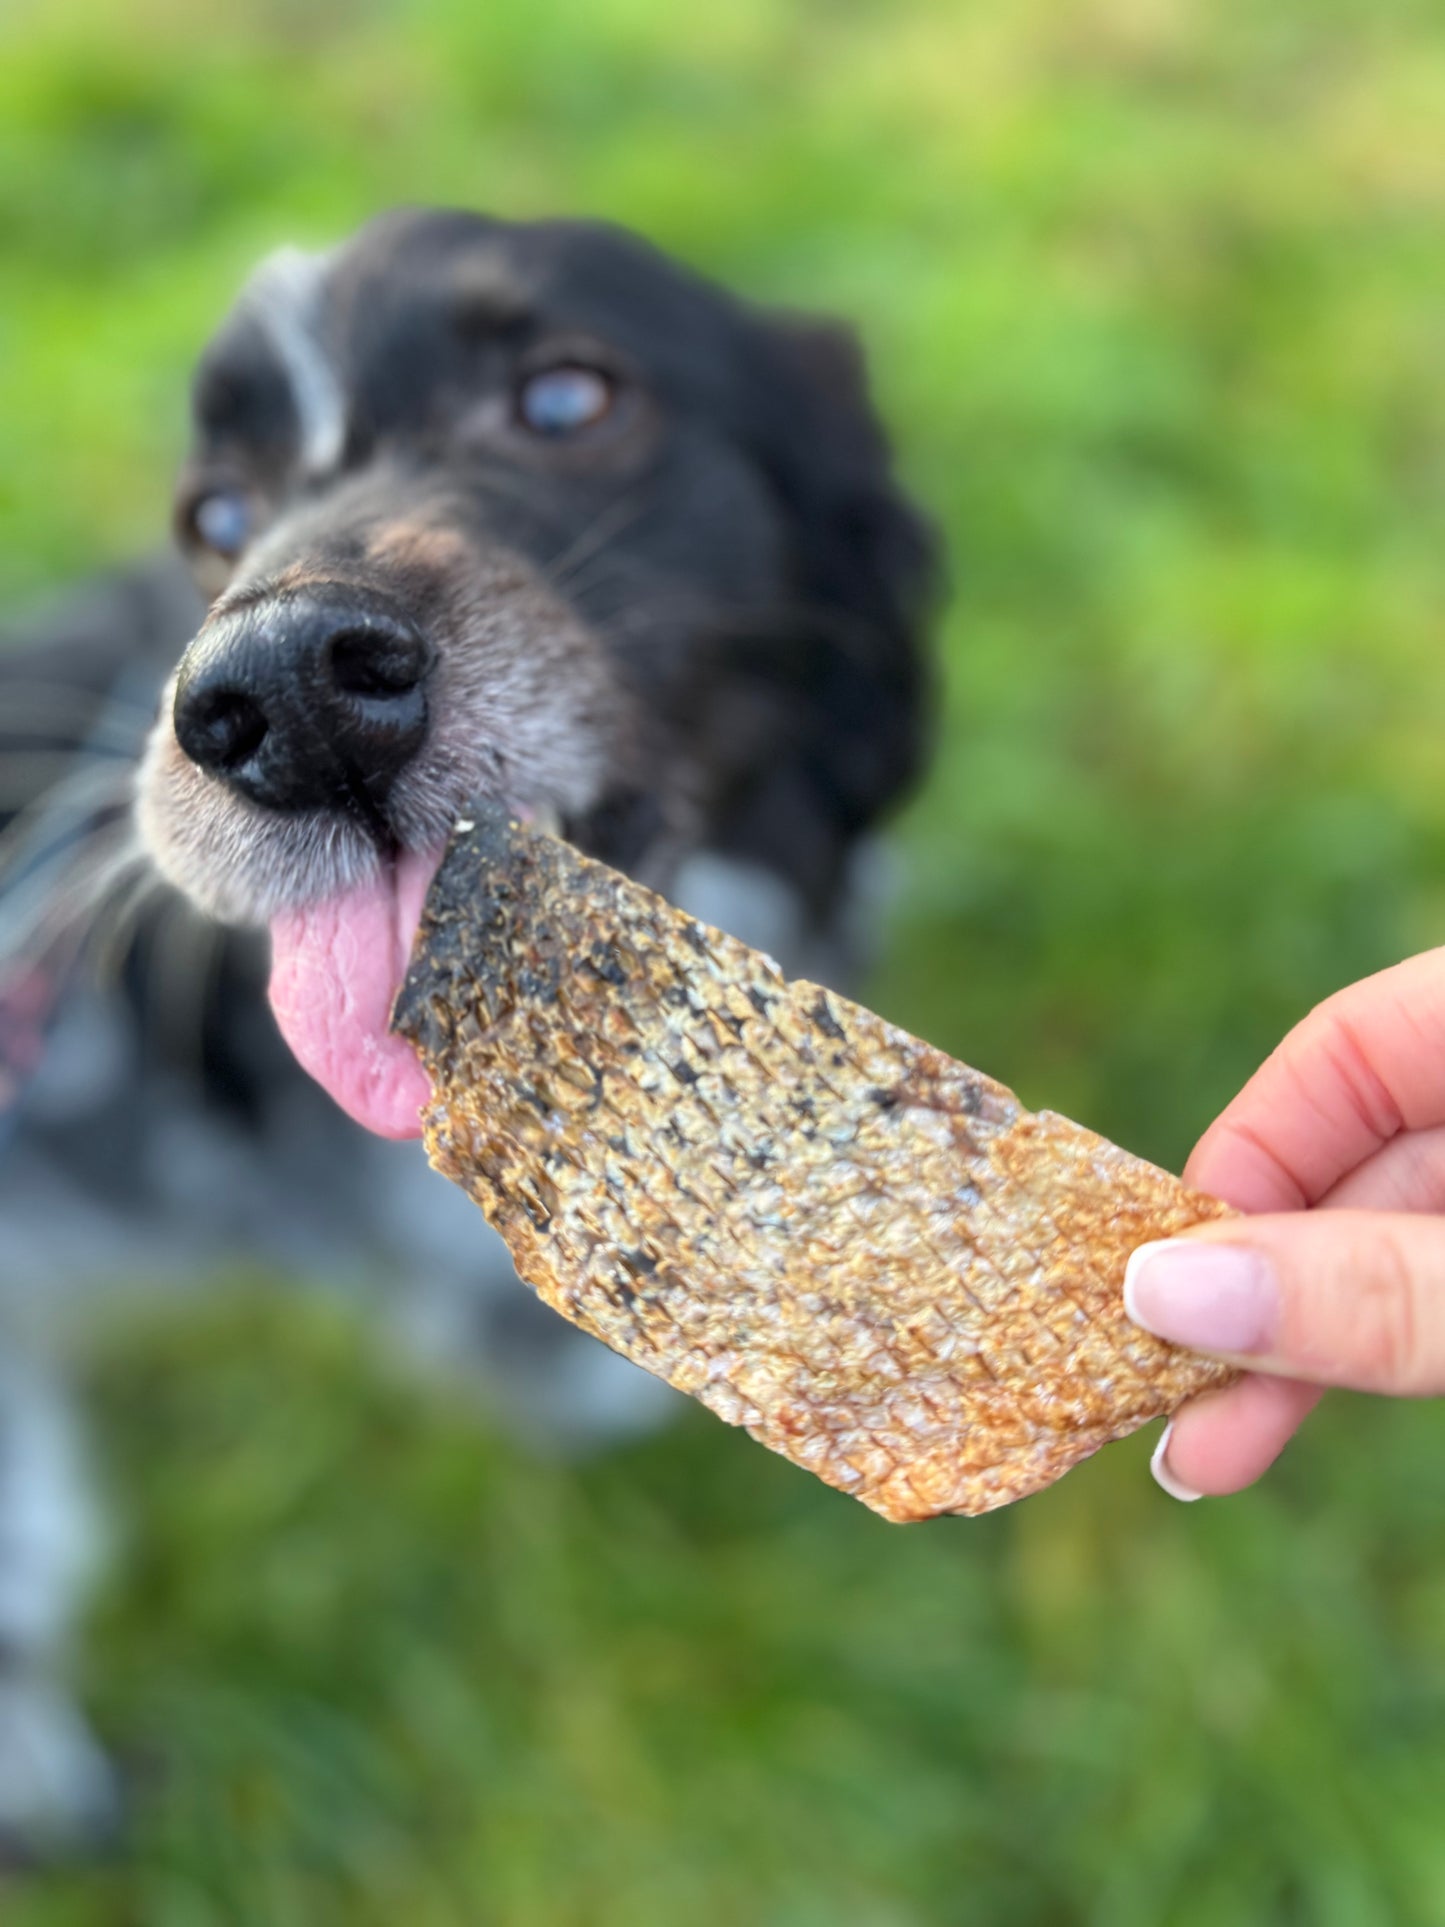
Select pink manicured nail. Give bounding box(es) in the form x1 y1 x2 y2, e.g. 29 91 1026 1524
1123 1239 1278 1355
1149 1421 1202 1503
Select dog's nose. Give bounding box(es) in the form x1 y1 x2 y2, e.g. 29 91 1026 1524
172 593 434 815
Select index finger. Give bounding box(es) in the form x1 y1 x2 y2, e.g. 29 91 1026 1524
1184 947 1445 1212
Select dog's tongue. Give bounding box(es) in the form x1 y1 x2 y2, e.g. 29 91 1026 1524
268 849 440 1140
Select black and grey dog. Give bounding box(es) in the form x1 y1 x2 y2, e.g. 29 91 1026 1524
0 208 937 1851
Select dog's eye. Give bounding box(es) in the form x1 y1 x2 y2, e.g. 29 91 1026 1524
189 490 252 558
516 366 614 437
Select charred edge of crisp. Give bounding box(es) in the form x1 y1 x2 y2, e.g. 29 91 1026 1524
809 993 846 1041
392 804 535 1053
395 800 707 1065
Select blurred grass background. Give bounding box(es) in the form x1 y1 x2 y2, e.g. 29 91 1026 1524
3 0 1445 1919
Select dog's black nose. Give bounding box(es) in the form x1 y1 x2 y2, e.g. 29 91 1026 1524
173 593 434 817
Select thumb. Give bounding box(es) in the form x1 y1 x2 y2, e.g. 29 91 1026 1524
1124 1212 1445 1397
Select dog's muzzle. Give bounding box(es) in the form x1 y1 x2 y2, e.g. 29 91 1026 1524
172 589 435 819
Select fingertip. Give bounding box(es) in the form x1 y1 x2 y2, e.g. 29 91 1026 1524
1149 1420 1203 1503
1183 1116 1308 1214
1160 1375 1324 1498
1122 1239 1173 1331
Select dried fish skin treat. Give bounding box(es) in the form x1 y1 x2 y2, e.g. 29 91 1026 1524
392 811 1237 1521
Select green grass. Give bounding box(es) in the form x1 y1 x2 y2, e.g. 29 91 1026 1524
4 0 1445 1918
12 1297 1445 1927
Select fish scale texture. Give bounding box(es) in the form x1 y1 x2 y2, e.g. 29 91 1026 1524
393 812 1236 1520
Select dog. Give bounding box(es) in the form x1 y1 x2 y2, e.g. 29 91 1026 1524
0 207 937 1853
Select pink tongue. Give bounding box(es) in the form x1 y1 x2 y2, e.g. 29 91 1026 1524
268 849 441 1139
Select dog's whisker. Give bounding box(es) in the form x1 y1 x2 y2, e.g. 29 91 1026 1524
0 774 135 915
0 836 126 951
545 487 657 592
84 861 169 992
581 583 717 635
551 528 696 613
0 749 138 809
0 833 144 983
0 759 134 836
464 470 583 534
2 819 140 926
0 674 156 719
0 842 134 960
141 886 224 1076
0 695 151 754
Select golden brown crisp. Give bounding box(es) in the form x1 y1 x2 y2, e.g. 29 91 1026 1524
392 811 1236 1520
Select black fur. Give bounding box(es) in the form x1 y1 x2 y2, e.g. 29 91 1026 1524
0 209 940 1855
154 210 939 924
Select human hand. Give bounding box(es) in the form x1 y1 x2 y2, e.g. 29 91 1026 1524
1122 947 1445 1498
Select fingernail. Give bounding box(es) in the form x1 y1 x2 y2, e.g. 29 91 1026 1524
1149 1420 1202 1503
1123 1238 1278 1355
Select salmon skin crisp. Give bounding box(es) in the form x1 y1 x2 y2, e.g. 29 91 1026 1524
392 810 1237 1521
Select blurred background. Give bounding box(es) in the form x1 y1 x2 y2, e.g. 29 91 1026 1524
4 0 1445 1919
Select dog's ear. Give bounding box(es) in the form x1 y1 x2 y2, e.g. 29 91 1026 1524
729 310 941 892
